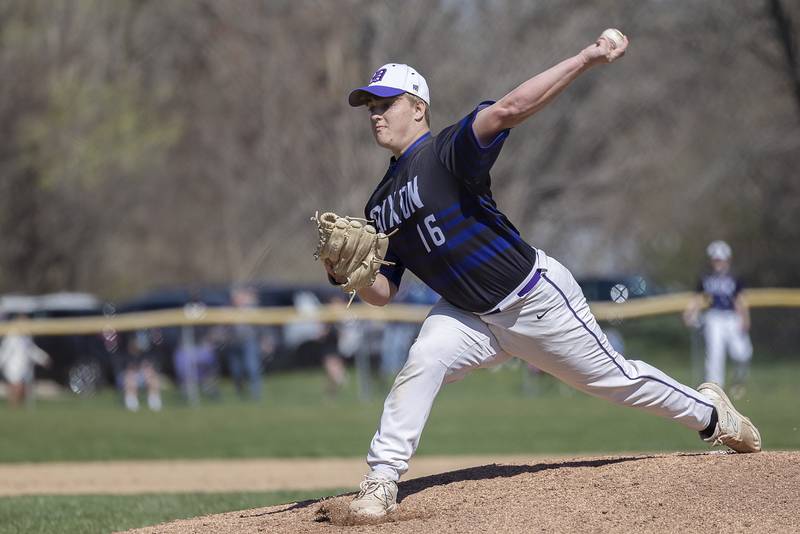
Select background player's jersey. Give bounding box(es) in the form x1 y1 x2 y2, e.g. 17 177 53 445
697 271 742 311
364 102 537 313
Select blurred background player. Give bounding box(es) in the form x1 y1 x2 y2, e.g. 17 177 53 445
684 240 753 398
0 313 51 408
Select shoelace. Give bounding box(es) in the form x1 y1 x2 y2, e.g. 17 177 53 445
714 412 744 446
711 426 749 448
711 432 732 447
357 477 392 501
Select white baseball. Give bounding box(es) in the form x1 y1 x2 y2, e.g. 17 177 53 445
601 28 625 49
610 283 629 303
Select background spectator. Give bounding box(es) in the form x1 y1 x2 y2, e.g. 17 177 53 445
380 281 438 379
322 295 363 396
225 286 268 401
174 326 221 404
121 329 162 412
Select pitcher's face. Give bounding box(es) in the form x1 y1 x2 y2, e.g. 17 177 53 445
366 96 416 151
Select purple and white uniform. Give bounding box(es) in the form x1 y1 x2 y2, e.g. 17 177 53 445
363 105 715 481
697 271 752 386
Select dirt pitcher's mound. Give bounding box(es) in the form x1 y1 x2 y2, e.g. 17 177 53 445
123 451 799 533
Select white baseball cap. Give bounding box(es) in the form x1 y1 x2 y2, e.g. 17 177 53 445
706 240 732 261
348 63 430 107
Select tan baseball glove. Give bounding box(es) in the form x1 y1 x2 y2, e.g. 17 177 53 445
312 212 393 301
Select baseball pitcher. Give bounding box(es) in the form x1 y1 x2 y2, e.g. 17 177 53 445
315 29 761 518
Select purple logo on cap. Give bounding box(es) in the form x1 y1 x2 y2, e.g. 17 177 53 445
370 68 387 83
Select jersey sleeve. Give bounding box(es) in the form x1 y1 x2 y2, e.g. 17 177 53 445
434 101 510 191
379 246 405 289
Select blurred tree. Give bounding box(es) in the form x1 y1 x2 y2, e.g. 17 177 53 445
769 0 800 120
0 0 797 299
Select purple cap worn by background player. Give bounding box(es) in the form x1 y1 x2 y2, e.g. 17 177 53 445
348 63 430 107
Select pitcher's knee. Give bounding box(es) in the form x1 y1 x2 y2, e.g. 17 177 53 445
396 339 449 383
408 335 459 365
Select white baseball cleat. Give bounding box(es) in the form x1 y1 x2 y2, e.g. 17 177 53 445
349 474 398 517
698 382 761 453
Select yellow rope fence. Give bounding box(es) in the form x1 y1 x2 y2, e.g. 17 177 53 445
1 288 799 336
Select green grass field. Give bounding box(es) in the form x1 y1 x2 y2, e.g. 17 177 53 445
2 357 798 462
0 490 343 534
1 351 798 533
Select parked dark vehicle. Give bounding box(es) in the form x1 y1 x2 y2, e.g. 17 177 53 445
0 293 115 394
116 287 231 313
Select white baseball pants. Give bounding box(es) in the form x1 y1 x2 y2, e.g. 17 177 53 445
703 310 753 386
367 249 714 481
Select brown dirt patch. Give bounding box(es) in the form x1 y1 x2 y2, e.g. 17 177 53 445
120 451 799 533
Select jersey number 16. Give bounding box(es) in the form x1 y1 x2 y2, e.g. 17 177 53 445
416 214 445 253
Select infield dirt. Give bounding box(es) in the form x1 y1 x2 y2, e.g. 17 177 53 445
122 451 798 533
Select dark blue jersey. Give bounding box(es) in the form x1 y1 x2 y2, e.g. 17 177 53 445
364 102 537 313
697 271 742 311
